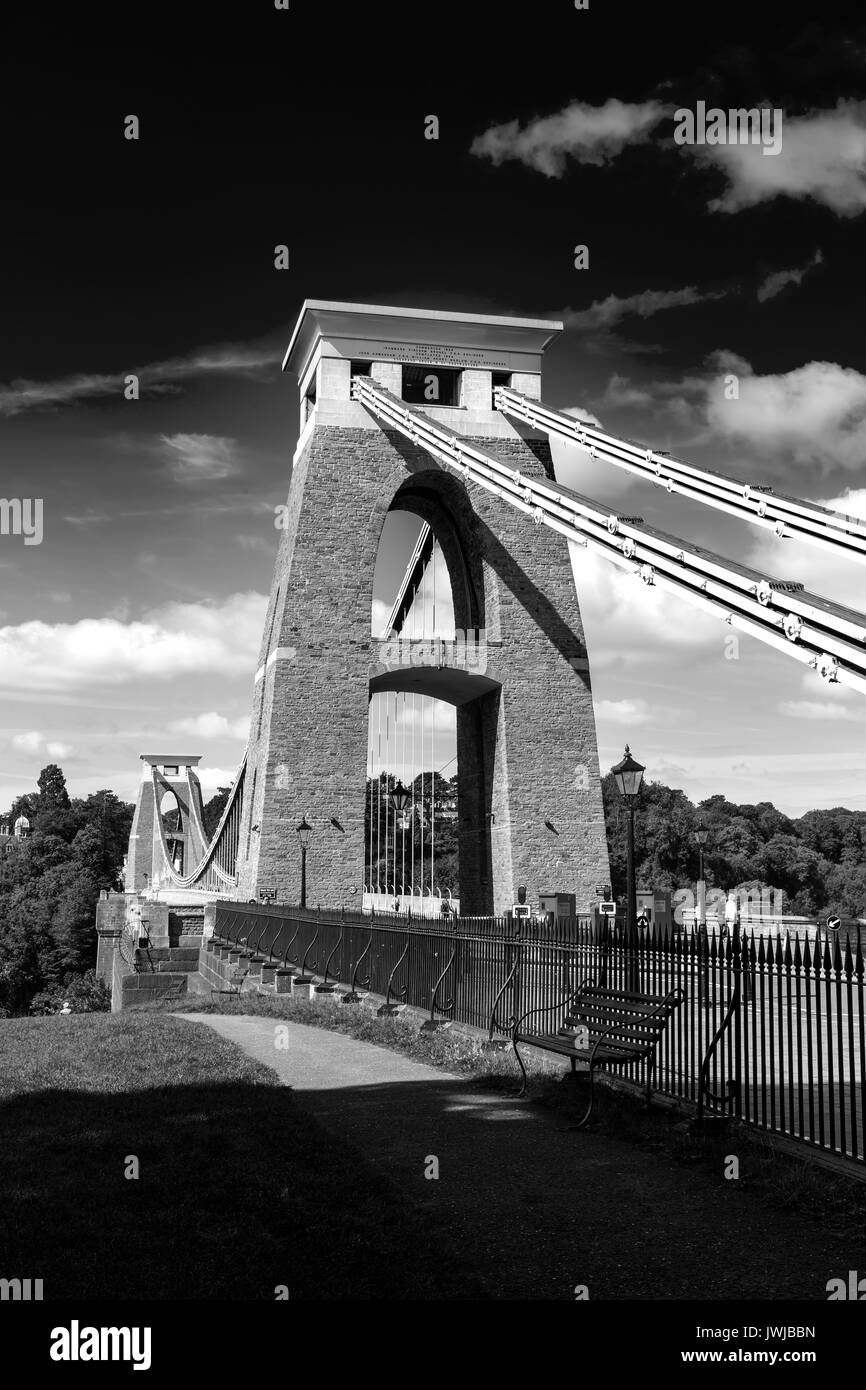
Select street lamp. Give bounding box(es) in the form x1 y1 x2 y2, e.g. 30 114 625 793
611 744 645 989
389 780 410 908
694 822 708 918
296 816 312 908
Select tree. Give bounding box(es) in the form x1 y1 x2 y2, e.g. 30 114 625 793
29 968 111 1016
73 791 134 889
8 790 38 826
32 764 77 841
37 763 71 811
0 764 133 1015
364 770 459 896
203 786 231 841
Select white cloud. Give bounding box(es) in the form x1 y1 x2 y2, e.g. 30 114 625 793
562 405 603 429
778 700 866 721
564 285 727 332
46 741 73 758
63 509 113 527
690 101 866 216
756 249 823 302
471 99 666 177
796 670 857 700
168 712 251 740
393 699 456 733
12 731 43 753
0 341 276 417
595 698 654 725
10 731 74 757
564 473 864 677
570 546 722 665
703 353 866 472
159 434 241 483
632 353 866 477
0 591 268 693
602 374 656 409
195 766 243 797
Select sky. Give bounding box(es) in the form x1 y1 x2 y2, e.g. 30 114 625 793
2 6 866 816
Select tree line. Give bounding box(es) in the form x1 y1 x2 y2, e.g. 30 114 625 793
602 773 866 918
1 763 863 1016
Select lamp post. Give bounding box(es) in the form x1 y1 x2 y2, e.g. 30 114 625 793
611 745 645 991
694 822 708 921
694 822 711 1007
390 780 410 910
296 816 312 908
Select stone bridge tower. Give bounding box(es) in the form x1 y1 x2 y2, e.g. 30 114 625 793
125 754 208 893
235 301 610 914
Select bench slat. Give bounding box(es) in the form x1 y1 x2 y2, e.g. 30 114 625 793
561 1028 670 1045
567 1008 670 1024
560 1015 666 1032
569 997 677 1016
565 1011 678 1030
572 999 661 1017
578 987 675 1005
563 1015 671 1033
521 1033 652 1063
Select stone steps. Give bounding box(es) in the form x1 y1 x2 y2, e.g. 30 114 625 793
120 971 189 1008
200 941 341 1001
135 946 201 973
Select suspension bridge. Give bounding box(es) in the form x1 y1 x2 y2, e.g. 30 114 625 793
119 299 866 917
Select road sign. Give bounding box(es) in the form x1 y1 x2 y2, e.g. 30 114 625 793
637 910 650 930
826 914 841 932
599 901 616 917
259 887 277 903
512 904 531 919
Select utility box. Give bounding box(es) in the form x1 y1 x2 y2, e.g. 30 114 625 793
539 892 576 921
636 889 672 936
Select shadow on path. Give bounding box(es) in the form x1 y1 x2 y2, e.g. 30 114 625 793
176 1014 860 1301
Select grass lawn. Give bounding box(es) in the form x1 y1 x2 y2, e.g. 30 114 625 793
0 1012 487 1300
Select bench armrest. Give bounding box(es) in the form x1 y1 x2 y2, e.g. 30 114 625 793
513 976 595 1036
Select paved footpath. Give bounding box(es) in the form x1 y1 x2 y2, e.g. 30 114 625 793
177 1013 862 1301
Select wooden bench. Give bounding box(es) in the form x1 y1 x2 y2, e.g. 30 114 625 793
211 962 250 1002
512 980 685 1128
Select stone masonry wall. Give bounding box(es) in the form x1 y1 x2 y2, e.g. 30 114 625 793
235 423 610 914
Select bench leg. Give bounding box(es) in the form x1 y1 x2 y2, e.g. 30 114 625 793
560 1064 597 1131
512 1038 528 1097
644 1057 656 1111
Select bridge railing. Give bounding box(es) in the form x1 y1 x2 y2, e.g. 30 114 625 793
210 903 866 1169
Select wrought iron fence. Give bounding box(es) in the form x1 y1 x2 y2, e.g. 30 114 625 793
212 903 865 1167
